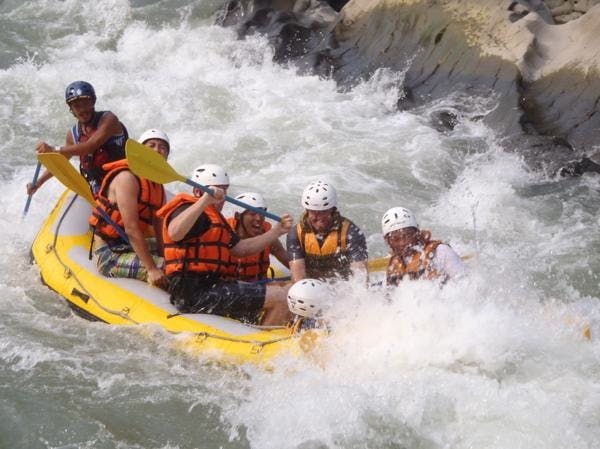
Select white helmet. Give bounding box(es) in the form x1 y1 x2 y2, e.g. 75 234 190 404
381 207 419 236
301 180 337 211
138 129 170 149
191 164 229 186
287 279 330 318
231 192 267 216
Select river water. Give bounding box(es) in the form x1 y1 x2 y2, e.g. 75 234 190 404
1 1 599 448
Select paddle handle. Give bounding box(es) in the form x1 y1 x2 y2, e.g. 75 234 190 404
184 177 282 222
22 162 42 218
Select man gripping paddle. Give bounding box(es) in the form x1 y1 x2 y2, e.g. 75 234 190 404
28 81 128 197
156 164 294 325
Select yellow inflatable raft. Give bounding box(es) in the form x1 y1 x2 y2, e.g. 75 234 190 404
31 190 310 365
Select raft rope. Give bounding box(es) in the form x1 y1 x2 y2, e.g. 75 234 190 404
51 193 138 324
47 193 299 350
191 330 294 349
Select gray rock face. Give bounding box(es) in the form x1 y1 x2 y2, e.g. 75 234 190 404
545 0 600 23
218 0 600 176
217 0 339 66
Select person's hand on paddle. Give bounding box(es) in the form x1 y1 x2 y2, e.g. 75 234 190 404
25 159 52 198
29 142 61 197
26 181 39 196
208 186 225 200
36 141 60 154
274 213 293 236
206 185 227 210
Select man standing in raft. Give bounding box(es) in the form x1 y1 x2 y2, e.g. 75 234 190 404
381 207 464 285
286 180 368 283
90 129 170 287
157 165 293 325
28 80 128 195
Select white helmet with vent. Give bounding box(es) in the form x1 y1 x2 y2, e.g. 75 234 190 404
301 180 337 211
191 164 229 186
231 192 267 216
287 279 331 318
381 207 418 236
138 129 170 149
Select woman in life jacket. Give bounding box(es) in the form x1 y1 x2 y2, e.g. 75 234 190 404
381 207 465 286
29 80 128 196
225 192 289 282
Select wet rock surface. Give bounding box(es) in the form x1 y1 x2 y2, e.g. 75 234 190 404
218 0 600 176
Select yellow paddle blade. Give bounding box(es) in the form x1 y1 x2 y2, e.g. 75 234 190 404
37 153 95 206
584 325 592 340
367 253 474 273
126 139 186 185
368 256 390 272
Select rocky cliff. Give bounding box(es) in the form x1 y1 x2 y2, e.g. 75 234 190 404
218 0 600 176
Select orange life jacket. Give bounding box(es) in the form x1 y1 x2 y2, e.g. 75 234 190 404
386 230 442 285
225 217 272 281
89 159 165 245
297 211 352 279
157 193 235 276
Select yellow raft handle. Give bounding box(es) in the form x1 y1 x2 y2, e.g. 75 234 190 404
71 288 90 303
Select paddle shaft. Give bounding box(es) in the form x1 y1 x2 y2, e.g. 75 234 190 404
36 153 130 245
252 276 291 285
125 139 283 222
93 205 130 246
22 162 42 218
183 177 282 222
368 253 473 273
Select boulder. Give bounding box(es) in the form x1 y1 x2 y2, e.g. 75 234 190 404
328 0 600 174
217 0 339 67
218 0 600 176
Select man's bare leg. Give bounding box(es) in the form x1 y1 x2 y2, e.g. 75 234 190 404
261 284 292 325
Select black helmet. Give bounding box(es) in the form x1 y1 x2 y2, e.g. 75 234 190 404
65 81 96 104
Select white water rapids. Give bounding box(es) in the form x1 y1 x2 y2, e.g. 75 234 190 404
1 1 599 448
